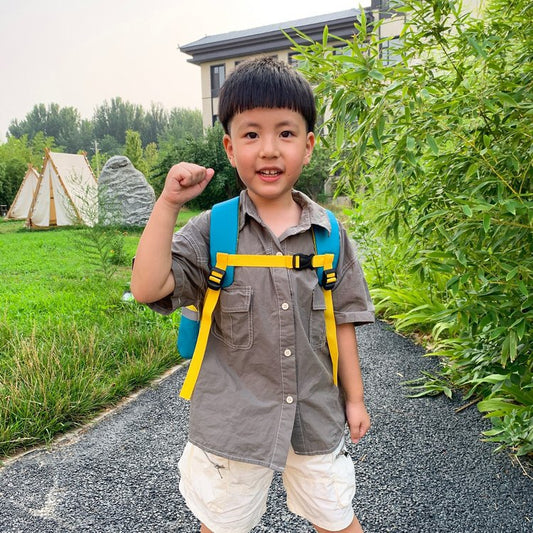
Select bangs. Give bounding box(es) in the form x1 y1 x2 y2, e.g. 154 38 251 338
218 58 316 133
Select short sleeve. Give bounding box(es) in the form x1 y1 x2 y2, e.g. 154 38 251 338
331 225 375 326
145 210 211 315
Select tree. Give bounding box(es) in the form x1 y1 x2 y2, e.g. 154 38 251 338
93 97 145 146
158 108 203 148
0 142 27 207
124 130 146 174
143 142 159 174
153 123 239 208
141 103 168 146
98 134 122 158
8 103 81 153
291 0 533 455
0 134 55 206
77 120 96 156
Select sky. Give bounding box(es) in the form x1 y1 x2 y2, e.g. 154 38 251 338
0 0 366 141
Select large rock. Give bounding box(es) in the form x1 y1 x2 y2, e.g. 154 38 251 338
98 156 155 226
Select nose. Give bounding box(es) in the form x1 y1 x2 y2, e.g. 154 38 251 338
259 136 280 158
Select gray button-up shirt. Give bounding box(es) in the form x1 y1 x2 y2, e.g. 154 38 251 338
149 190 374 471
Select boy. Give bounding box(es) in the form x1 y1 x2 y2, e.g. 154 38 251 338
131 57 374 533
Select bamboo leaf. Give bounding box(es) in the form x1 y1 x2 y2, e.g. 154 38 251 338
467 35 487 58
368 69 385 81
483 214 491 233
505 267 518 281
335 122 344 151
462 204 473 217
371 127 382 149
496 92 518 107
426 134 439 155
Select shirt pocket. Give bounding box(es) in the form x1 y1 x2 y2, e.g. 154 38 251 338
309 285 327 348
212 286 253 350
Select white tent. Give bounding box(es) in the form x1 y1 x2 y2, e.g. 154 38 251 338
27 150 98 228
5 165 40 220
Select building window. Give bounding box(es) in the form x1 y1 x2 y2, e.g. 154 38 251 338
211 64 226 97
381 37 402 66
288 52 303 67
333 45 351 56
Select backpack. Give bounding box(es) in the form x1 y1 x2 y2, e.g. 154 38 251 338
177 196 340 400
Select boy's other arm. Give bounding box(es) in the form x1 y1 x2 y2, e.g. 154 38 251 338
131 163 214 304
337 322 371 444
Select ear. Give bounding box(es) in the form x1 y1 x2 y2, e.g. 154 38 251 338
223 134 236 167
303 132 315 165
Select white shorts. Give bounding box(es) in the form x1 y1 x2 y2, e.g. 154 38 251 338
178 440 356 533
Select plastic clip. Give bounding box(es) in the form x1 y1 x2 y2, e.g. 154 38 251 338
207 266 226 290
322 268 337 290
293 254 315 270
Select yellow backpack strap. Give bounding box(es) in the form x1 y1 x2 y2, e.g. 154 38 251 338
179 253 229 400
225 253 332 269
321 254 338 386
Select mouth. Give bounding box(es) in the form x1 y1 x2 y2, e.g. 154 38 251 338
258 168 283 181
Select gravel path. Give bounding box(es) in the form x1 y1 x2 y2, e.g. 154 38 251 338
0 321 531 532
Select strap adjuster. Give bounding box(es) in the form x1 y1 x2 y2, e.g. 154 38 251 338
207 266 226 290
322 268 337 290
293 253 314 270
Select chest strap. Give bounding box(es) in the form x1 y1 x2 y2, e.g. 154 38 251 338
179 252 338 400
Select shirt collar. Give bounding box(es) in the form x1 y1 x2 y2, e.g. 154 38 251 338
238 190 333 235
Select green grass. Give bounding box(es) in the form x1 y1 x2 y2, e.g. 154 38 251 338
0 210 199 458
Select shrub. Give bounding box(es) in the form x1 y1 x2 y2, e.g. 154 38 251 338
290 0 533 455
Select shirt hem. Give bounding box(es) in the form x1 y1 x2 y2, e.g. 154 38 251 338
188 438 287 472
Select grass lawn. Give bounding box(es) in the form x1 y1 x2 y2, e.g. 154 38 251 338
0 210 199 459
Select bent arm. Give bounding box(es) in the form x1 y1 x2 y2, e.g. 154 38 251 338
337 322 371 444
130 197 180 303
131 163 214 304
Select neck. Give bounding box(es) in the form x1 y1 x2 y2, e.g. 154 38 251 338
249 192 301 238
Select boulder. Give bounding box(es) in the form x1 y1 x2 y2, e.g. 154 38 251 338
98 156 155 226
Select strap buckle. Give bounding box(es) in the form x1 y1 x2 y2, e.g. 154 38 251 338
293 253 315 270
207 266 226 290
322 268 337 290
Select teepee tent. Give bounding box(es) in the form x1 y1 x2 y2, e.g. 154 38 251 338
27 150 97 228
5 165 40 220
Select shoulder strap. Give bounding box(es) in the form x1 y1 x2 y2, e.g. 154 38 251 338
210 197 239 288
313 209 340 286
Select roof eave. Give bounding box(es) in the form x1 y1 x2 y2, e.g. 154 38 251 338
181 9 374 65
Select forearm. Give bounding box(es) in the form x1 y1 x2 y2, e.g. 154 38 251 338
337 322 370 443
337 322 365 403
130 196 181 303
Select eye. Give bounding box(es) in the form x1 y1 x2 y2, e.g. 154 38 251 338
245 132 258 139
280 130 294 138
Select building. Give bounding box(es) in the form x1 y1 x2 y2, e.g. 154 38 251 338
180 2 402 129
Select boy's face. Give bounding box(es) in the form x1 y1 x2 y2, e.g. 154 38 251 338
223 107 315 206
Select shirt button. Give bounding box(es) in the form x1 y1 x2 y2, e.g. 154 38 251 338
281 302 289 310
286 396 294 404
284 349 292 357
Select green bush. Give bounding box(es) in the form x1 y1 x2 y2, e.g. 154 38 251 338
290 0 533 455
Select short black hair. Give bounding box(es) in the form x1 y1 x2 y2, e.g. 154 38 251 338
218 57 316 134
